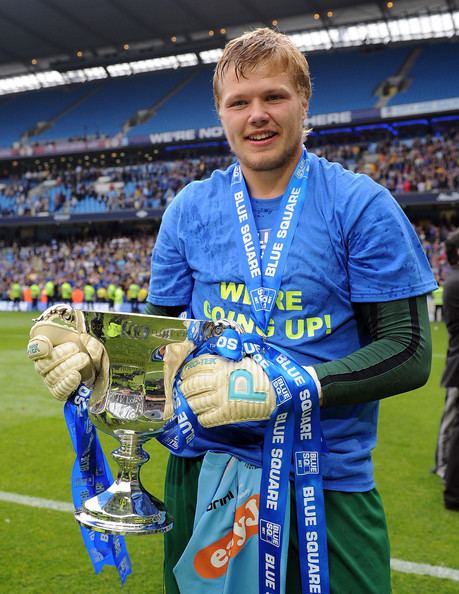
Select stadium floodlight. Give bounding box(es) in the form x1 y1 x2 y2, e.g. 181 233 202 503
153 56 180 70
199 48 224 63
35 71 66 88
328 28 340 44
128 54 198 73
346 24 369 44
63 70 87 83
435 13 455 37
289 33 307 51
294 10 459 50
387 13 456 41
176 53 199 67
62 67 108 83
129 59 158 74
81 67 108 81
0 73 40 95
107 63 132 77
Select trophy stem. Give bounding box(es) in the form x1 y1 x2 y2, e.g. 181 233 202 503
74 431 173 535
112 432 150 486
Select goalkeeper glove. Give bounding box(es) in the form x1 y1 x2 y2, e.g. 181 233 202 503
177 354 277 428
27 304 108 402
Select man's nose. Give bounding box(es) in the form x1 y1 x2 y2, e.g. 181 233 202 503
247 100 269 125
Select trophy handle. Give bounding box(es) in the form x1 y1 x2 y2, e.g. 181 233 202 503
75 431 173 535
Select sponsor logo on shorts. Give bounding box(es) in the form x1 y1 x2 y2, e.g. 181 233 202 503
194 494 259 579
206 490 234 512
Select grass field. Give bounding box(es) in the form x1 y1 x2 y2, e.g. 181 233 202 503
1 312 458 593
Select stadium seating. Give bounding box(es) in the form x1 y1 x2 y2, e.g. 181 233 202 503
308 45 412 113
128 67 219 135
0 85 89 147
33 69 189 142
0 41 457 148
388 41 459 105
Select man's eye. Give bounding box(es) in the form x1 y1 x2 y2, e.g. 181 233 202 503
267 95 283 101
230 100 247 107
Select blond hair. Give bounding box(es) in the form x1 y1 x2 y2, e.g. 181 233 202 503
213 28 312 112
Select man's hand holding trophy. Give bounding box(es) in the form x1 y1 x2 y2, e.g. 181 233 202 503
28 304 108 402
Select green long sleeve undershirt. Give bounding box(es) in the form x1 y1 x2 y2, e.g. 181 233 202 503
145 295 432 408
315 295 431 407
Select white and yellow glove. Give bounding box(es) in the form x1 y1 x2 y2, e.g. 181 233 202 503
176 354 277 428
27 304 109 402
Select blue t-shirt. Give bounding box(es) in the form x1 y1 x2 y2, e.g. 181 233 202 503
149 152 436 491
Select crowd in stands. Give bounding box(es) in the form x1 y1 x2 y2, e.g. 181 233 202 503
414 220 457 281
0 131 458 218
1 130 458 308
0 155 233 217
0 218 456 309
0 235 155 309
312 130 459 193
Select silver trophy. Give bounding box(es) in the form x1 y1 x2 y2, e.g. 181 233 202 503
44 307 218 535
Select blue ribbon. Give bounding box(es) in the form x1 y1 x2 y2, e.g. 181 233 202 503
230 149 310 334
158 329 329 594
64 384 132 584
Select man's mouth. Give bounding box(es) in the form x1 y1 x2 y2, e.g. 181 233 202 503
246 131 277 142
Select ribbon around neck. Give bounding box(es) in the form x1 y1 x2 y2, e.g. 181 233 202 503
230 148 311 335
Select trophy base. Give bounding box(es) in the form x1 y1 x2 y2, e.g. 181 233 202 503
75 484 174 535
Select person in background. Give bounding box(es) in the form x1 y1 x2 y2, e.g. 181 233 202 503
60 280 73 304
83 282 96 310
107 281 116 310
96 284 107 304
30 281 40 310
10 280 22 311
44 279 55 306
432 281 444 323
128 280 140 313
113 284 124 312
138 284 148 309
71 284 84 306
434 230 459 510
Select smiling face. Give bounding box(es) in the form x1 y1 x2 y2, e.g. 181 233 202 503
218 60 308 179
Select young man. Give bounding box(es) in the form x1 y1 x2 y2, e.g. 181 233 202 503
29 28 436 594
145 28 436 594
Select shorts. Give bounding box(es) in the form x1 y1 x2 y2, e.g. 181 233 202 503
163 455 391 594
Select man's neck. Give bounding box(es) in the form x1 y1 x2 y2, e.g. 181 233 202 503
240 148 303 199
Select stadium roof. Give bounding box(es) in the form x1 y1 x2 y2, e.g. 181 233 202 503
0 0 457 78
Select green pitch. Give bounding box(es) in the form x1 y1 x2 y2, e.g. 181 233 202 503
1 312 458 593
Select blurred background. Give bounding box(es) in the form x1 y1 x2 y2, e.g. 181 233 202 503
0 0 458 592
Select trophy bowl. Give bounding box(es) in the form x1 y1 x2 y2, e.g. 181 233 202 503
68 309 215 536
